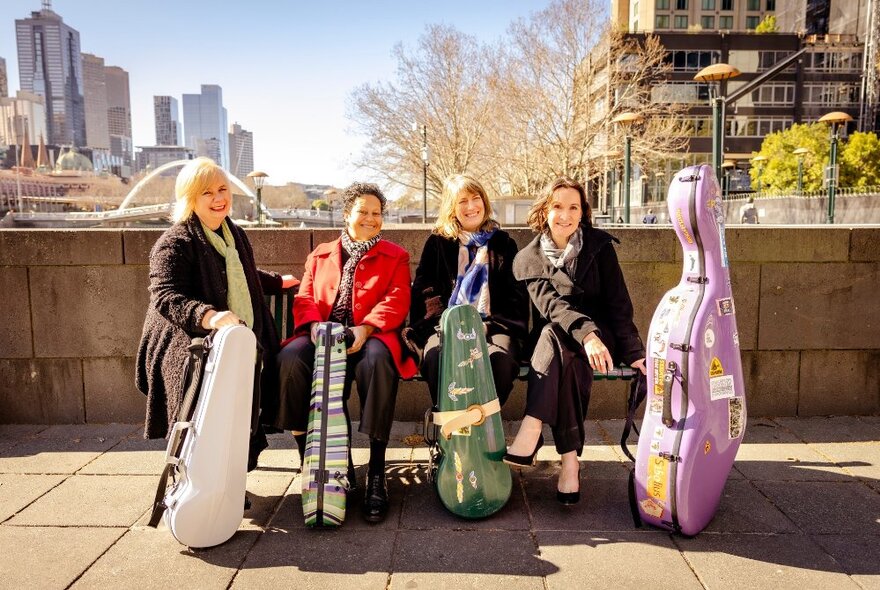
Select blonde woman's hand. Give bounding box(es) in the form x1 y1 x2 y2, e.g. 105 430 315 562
583 332 613 374
281 274 298 289
631 358 647 375
347 325 375 354
202 310 241 330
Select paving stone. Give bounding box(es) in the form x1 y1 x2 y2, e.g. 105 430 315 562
72 527 259 590
537 531 702 590
77 436 167 475
36 423 141 439
0 526 125 589
774 416 880 443
0 424 49 438
753 481 880 535
8 474 155 527
392 530 554 585
702 479 799 534
524 471 638 532
734 442 854 482
0 436 118 474
801 442 880 484
0 474 66 521
400 468 530 530
675 533 861 590
233 528 395 588
240 473 296 530
740 418 800 443
809 535 880 589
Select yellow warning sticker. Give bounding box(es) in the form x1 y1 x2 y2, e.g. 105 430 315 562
709 356 724 378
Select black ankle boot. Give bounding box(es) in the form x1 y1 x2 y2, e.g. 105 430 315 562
362 473 389 523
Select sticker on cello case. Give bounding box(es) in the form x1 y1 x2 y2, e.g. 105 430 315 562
447 382 474 402
710 374 735 400
653 360 666 396
704 327 715 349
469 470 478 489
650 439 661 453
716 297 735 316
456 327 477 341
653 425 665 440
685 251 698 273
675 208 694 244
709 357 724 378
454 452 465 503
452 426 472 437
728 397 745 439
704 440 712 455
457 348 483 368
646 455 669 501
733 331 740 348
640 498 664 519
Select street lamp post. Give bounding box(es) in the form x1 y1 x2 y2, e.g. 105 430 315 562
819 111 853 224
793 147 809 194
413 122 429 223
721 159 735 198
247 170 268 226
751 155 767 193
694 64 741 185
612 112 644 224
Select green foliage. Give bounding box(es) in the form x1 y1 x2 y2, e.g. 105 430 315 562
311 199 330 211
754 15 778 34
839 132 880 187
750 123 829 192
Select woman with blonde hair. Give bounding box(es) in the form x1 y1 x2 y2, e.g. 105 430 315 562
407 174 528 408
506 177 645 505
136 157 297 471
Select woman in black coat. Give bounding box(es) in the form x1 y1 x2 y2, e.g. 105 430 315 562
407 174 529 407
504 178 646 504
136 157 296 468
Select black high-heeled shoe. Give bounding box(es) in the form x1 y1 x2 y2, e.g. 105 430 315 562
556 489 580 505
503 434 545 467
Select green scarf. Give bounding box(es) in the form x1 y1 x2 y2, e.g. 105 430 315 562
201 220 254 329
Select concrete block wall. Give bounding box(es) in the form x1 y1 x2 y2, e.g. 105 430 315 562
0 226 877 426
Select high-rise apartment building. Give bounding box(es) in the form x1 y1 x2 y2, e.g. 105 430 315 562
0 57 7 98
81 52 109 149
228 122 254 180
15 3 86 146
154 96 181 146
0 91 47 148
105 65 132 174
182 84 229 170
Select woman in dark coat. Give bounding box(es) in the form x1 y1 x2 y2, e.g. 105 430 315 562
136 157 296 469
407 174 528 407
275 182 416 524
504 177 646 505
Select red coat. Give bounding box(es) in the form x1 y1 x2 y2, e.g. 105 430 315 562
290 238 417 379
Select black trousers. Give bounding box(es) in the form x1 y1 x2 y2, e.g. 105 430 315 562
274 335 399 442
525 323 593 455
421 331 520 408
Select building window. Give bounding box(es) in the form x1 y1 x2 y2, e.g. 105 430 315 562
722 0 733 9
674 15 688 28
747 0 759 9
676 0 688 8
746 15 761 28
719 15 733 28
766 0 776 8
666 49 722 71
657 0 670 8
701 15 715 28
702 0 716 8
656 14 671 28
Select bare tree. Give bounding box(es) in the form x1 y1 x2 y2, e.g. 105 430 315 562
349 24 500 204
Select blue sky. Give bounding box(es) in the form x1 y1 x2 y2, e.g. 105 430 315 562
0 0 553 188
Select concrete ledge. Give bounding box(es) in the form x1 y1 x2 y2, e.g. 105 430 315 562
83 357 143 423
725 228 851 263
0 359 84 423
0 229 123 266
0 267 32 358
798 350 880 415
850 227 880 262
741 350 800 416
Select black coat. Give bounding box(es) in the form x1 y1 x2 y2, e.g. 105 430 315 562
136 216 284 439
409 230 529 348
512 227 644 366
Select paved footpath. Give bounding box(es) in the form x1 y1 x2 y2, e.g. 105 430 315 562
1 417 879 590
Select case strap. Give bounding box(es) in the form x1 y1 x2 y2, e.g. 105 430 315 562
432 398 501 440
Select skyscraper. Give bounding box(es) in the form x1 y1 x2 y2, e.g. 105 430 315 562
105 65 132 174
15 2 86 146
81 52 109 149
154 95 181 146
228 122 254 180
0 57 8 98
182 84 229 170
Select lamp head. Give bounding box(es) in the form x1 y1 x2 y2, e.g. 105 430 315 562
247 170 268 189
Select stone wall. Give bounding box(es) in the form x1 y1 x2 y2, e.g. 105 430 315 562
0 226 877 426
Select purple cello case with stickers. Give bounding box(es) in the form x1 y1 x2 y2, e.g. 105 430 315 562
633 163 746 536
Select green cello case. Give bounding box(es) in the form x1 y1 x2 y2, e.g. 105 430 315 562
428 304 512 519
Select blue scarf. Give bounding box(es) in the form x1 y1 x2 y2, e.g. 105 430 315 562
448 226 496 318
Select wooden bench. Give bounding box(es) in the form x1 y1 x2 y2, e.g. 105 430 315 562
266 286 636 382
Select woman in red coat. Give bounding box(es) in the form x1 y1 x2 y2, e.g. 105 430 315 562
275 182 416 524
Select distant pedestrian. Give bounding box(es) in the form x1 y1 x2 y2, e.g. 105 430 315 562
642 209 658 224
740 197 759 224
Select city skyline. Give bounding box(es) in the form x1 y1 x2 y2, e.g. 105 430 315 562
0 0 550 188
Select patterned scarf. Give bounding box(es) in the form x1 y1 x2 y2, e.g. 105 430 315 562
330 229 382 325
448 225 497 318
201 219 254 328
540 226 583 279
